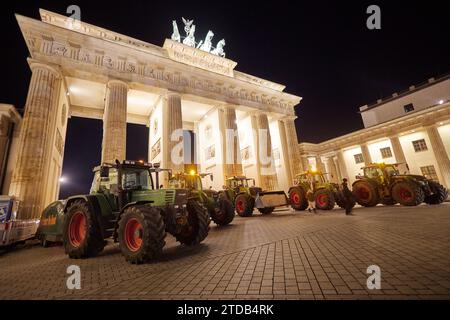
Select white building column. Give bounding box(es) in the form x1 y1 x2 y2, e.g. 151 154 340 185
284 116 302 177
9 61 62 219
389 135 407 164
162 91 184 174
336 150 349 180
277 119 293 185
315 156 324 172
101 80 128 163
426 125 450 188
254 112 277 190
220 106 243 178
301 155 310 171
360 143 372 165
326 156 339 183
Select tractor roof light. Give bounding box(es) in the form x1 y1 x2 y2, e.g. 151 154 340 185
189 169 196 176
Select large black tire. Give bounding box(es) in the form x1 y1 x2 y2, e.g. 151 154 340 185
424 181 448 205
118 205 166 264
210 196 235 226
392 181 425 206
352 180 379 207
289 187 308 211
176 200 210 245
381 197 397 206
63 200 105 259
235 194 255 217
314 189 335 210
258 207 275 215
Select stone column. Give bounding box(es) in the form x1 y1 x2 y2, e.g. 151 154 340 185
389 135 407 164
327 156 339 183
301 155 310 171
284 117 302 177
101 80 128 163
336 150 349 180
222 106 243 177
426 125 450 188
162 91 183 174
332 156 342 182
255 113 277 190
360 143 372 165
278 119 293 185
315 156 324 172
9 62 62 219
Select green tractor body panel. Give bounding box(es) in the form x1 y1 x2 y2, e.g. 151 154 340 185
36 200 65 244
352 162 448 206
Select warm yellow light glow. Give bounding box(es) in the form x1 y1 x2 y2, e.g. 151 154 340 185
189 169 196 175
138 160 144 164
311 167 317 173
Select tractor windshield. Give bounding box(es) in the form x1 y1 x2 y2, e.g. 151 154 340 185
229 178 252 188
122 168 153 190
384 165 399 177
184 175 202 190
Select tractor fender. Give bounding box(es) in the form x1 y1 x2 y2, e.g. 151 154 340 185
63 195 107 239
288 185 306 195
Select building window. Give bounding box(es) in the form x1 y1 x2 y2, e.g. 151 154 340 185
404 103 414 113
380 147 393 159
354 153 364 164
412 139 428 152
420 165 439 182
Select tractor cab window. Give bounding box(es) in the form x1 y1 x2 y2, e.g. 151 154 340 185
384 165 399 177
311 174 325 184
184 176 202 190
122 168 152 190
364 167 384 180
229 179 248 188
169 178 185 189
92 168 119 193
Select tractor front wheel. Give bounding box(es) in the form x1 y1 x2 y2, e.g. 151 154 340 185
118 205 166 264
352 181 379 207
314 189 335 210
424 181 448 205
392 182 425 206
289 187 308 211
63 200 105 259
235 194 255 217
176 200 210 245
211 196 235 226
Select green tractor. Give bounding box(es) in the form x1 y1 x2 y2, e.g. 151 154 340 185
288 169 347 211
352 162 448 207
222 176 288 217
168 171 235 226
58 160 209 264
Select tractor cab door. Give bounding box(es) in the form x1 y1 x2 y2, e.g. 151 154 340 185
95 167 119 212
364 167 385 184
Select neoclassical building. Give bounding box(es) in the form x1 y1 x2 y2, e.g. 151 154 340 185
6 10 302 219
299 74 450 189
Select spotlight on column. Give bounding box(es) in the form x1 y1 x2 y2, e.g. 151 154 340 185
59 176 66 183
439 100 444 105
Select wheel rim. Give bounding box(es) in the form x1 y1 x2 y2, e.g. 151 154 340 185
399 188 413 202
357 186 370 200
316 194 328 207
236 199 245 213
69 211 86 247
124 218 143 252
291 192 300 204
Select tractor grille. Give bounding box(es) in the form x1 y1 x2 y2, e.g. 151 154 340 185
165 190 176 204
174 189 188 205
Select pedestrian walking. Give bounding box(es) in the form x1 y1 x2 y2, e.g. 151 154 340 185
341 178 355 215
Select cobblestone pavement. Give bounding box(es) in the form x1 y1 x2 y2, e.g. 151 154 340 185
1 204 450 300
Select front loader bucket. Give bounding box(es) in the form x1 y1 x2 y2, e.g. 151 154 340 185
255 191 288 208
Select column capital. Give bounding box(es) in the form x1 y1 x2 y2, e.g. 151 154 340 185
281 115 297 122
164 90 181 99
27 58 62 79
107 79 129 90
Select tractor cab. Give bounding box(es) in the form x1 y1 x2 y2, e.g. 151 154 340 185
294 170 331 192
226 176 256 194
359 163 409 186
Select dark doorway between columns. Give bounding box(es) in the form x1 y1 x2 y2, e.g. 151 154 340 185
184 130 196 165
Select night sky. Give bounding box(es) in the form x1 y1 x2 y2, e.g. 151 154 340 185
1 1 449 198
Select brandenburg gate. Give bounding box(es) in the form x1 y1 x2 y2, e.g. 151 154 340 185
11 9 302 219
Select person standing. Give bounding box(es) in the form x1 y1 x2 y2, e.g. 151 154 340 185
307 180 317 213
341 178 355 215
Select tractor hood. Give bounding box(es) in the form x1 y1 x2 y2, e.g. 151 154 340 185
131 189 188 206
394 174 429 183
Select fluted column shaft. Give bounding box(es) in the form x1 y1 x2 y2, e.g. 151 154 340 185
102 80 128 163
301 156 310 171
427 125 450 188
327 156 339 183
360 143 372 165
222 106 243 177
284 118 302 176
389 135 407 164
336 150 349 180
278 120 293 185
162 92 183 173
315 156 324 172
255 113 277 190
9 62 61 219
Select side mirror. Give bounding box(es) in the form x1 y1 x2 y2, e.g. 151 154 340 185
100 166 110 178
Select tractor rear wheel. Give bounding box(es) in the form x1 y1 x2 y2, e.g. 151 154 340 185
289 187 308 211
258 207 275 214
314 189 335 210
235 194 255 217
211 195 235 226
118 205 166 264
352 181 379 207
424 181 448 205
392 181 425 206
176 200 210 245
63 200 105 259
